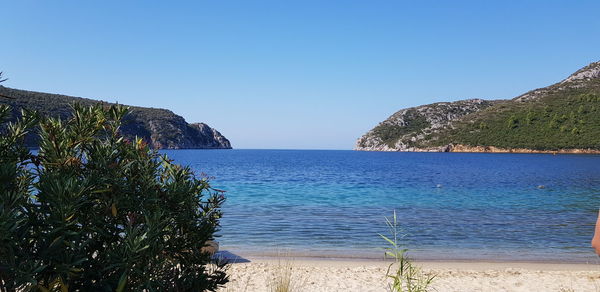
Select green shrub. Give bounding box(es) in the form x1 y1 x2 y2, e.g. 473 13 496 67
507 115 519 129
0 104 227 291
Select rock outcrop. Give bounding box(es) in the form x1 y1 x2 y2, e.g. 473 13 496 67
189 123 232 149
516 61 600 102
355 99 499 151
0 86 232 149
562 61 600 83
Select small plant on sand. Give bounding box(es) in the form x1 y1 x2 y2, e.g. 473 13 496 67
269 261 294 292
0 104 227 291
268 253 303 292
380 211 435 292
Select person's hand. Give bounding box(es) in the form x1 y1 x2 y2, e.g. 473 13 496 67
592 210 600 255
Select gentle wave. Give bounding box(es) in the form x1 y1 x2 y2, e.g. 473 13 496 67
163 149 600 262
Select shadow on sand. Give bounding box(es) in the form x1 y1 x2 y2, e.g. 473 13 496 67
215 250 251 263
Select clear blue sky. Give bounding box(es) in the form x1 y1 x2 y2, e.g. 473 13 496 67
2 1 600 149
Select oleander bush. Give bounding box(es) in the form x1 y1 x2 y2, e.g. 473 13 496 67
0 102 227 291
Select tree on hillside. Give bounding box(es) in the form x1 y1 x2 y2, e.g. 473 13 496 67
0 104 228 291
0 72 15 99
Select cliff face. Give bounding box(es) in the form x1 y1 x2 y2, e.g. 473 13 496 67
356 60 600 152
0 86 232 149
355 99 500 151
187 123 232 149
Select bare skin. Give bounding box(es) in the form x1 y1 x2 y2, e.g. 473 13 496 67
592 210 600 255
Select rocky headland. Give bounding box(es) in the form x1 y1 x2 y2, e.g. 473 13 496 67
0 86 232 149
356 60 600 153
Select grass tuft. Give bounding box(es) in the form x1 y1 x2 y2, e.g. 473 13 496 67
268 255 301 292
380 210 436 292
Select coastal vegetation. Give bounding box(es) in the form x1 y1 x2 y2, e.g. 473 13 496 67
356 60 600 152
0 103 227 291
435 85 600 150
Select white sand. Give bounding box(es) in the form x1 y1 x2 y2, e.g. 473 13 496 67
219 258 600 292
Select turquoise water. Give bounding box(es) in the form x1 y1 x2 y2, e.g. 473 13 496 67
163 150 600 262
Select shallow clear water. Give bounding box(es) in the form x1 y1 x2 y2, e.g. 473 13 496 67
163 149 600 262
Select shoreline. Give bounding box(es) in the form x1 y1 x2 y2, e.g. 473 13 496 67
235 257 600 271
449 144 600 154
234 255 600 266
354 144 600 154
219 248 599 265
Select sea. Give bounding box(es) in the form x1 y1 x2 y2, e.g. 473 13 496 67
163 149 600 263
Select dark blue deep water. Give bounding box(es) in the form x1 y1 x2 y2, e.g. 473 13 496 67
163 150 600 262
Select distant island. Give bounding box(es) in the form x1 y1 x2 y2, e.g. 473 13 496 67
356 61 600 153
0 86 232 149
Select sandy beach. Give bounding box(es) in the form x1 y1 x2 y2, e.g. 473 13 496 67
220 258 600 292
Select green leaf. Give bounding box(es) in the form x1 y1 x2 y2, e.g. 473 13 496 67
116 271 128 292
